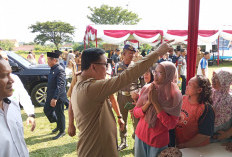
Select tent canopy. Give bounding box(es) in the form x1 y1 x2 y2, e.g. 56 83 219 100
85 25 163 44
84 24 232 45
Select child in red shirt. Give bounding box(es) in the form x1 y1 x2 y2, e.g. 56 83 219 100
175 76 215 148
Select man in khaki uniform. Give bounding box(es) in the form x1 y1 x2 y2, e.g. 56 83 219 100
71 42 172 157
133 49 143 62
62 49 69 66
114 44 140 150
196 46 204 73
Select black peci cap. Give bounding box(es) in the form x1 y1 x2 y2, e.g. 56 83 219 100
47 50 62 58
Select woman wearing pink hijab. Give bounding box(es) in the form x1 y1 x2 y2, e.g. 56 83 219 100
133 61 182 157
38 53 46 64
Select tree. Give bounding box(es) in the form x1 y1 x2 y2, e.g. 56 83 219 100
29 21 75 50
23 42 35 45
72 42 80 51
140 43 152 52
87 5 141 25
73 42 104 52
34 44 55 52
0 40 15 51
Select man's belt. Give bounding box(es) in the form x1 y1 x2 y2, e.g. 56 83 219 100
118 91 131 96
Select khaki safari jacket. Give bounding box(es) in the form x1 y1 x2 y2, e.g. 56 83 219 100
71 51 160 157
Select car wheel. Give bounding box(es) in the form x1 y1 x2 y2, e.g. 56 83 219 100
31 82 47 107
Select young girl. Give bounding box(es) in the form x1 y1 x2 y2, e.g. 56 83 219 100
131 67 154 104
134 61 182 157
143 68 155 85
175 75 215 148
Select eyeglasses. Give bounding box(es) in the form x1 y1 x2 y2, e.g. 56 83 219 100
93 62 108 68
152 70 164 76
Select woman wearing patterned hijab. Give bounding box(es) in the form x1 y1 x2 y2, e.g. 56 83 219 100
211 68 232 141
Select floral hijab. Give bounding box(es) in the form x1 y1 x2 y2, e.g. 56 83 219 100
212 68 232 129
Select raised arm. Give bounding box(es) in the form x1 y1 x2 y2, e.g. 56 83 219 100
87 43 173 102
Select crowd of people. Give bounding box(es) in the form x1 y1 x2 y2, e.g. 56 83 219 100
0 42 232 157
26 49 83 86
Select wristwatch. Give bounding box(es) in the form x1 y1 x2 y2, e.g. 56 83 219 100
117 115 123 119
28 114 35 118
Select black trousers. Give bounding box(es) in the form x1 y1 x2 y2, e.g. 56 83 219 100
168 129 176 147
181 75 186 95
44 99 65 132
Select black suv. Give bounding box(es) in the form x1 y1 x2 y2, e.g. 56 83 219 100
6 51 50 106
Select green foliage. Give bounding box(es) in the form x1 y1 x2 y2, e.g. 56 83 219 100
16 50 43 56
16 44 55 55
76 42 94 52
72 42 80 51
34 44 55 52
15 50 29 55
0 40 15 51
87 5 141 25
74 42 104 52
15 44 55 56
23 42 35 45
140 43 152 52
29 21 75 50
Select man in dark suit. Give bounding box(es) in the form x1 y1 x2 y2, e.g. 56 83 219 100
44 50 67 140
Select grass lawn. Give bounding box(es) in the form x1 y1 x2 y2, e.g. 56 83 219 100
19 52 231 156
21 108 77 157
22 107 135 157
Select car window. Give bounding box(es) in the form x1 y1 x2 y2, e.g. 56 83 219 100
7 51 31 67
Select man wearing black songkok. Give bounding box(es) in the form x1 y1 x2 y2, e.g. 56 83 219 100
44 50 67 140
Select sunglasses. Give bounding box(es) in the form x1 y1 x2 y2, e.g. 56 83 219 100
93 62 108 68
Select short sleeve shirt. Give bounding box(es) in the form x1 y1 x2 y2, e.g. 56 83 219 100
169 55 178 64
197 57 208 77
175 96 215 145
111 54 119 64
177 56 187 76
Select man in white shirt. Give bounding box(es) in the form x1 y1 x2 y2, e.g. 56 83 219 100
177 49 187 95
66 50 75 67
0 56 29 157
0 51 36 131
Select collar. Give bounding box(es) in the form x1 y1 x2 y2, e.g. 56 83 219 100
51 64 59 70
123 61 131 67
3 98 11 104
78 74 91 82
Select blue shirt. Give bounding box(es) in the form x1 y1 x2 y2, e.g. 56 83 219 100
111 54 119 64
169 54 179 64
158 58 172 63
200 57 207 69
